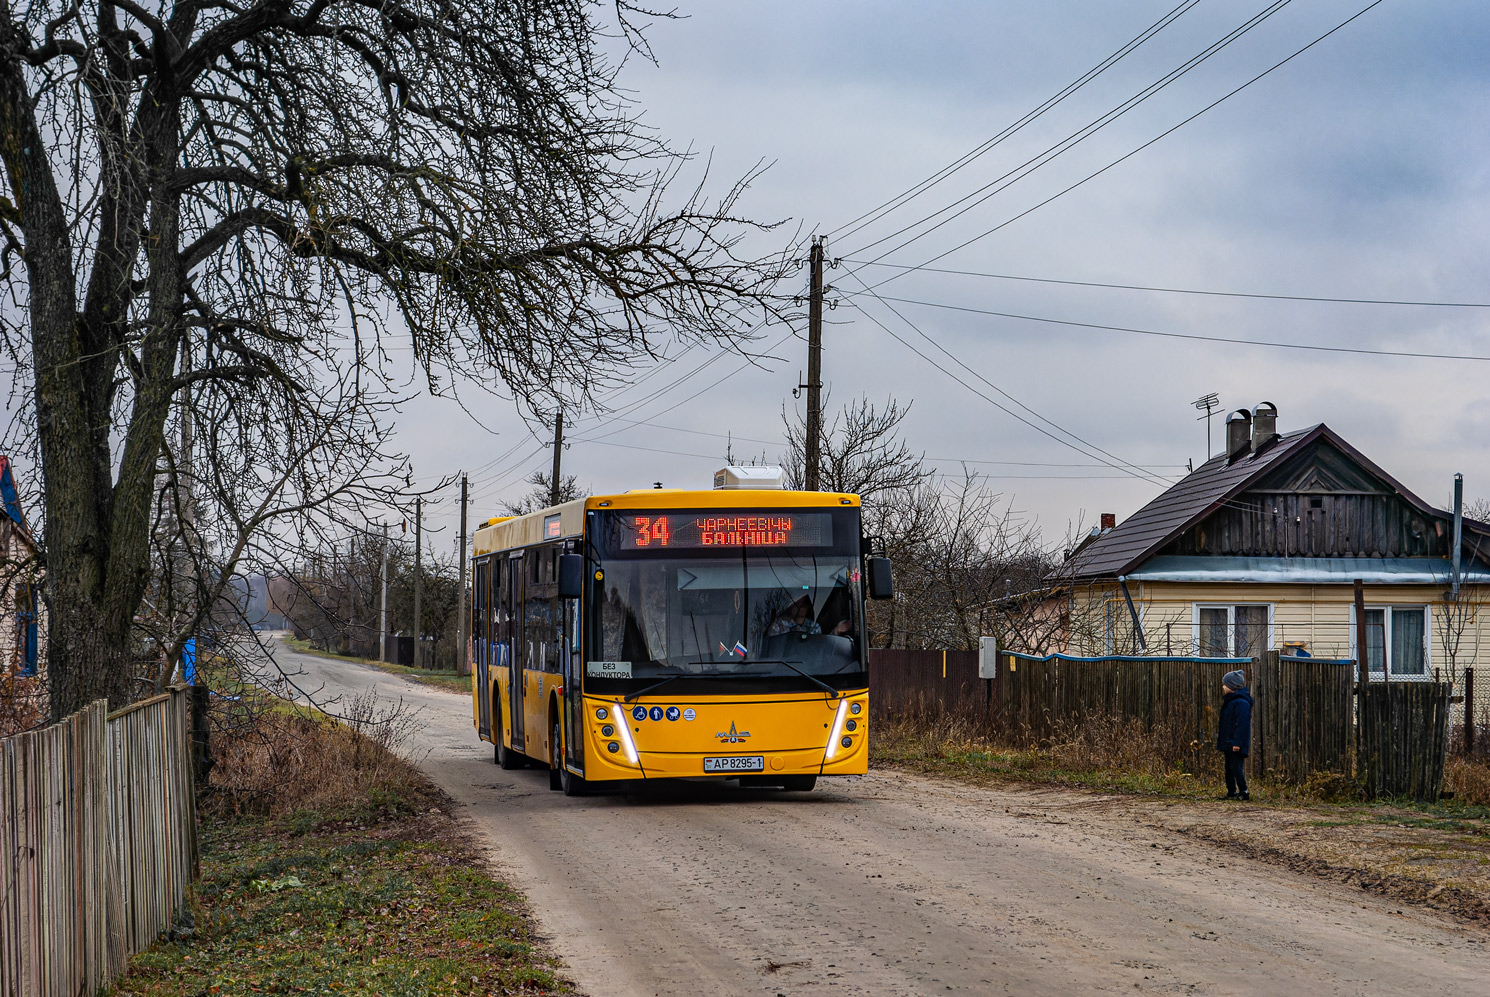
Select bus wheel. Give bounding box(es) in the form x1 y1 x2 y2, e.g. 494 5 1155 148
781 775 817 792
549 719 564 791
495 715 523 770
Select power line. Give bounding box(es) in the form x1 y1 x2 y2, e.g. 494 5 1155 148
826 1 1201 243
843 285 1176 489
839 0 1298 265
850 0 1388 297
843 260 1490 309
876 294 1490 364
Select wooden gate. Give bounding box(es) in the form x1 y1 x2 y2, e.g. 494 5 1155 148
1358 682 1451 801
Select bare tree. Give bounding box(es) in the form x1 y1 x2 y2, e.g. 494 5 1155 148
502 470 583 517
780 395 1052 649
0 0 790 718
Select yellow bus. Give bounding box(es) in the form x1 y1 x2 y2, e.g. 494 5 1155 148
468 467 893 795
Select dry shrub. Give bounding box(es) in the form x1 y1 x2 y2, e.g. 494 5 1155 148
872 708 1223 790
1444 755 1490 806
0 673 46 738
202 689 424 818
1043 714 1215 779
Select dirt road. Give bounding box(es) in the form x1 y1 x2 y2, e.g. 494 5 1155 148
275 639 1487 996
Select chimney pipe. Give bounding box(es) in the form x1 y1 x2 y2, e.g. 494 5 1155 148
1225 409 1252 464
1100 512 1115 531
1251 401 1278 453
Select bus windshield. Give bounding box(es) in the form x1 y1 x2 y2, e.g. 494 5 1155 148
593 553 864 686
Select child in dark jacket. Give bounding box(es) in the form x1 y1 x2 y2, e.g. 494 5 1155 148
1217 669 1253 800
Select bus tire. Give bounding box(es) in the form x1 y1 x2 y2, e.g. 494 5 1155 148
781 775 817 792
549 719 564 791
495 713 523 770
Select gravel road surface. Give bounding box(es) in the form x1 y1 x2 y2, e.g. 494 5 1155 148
273 638 1487 996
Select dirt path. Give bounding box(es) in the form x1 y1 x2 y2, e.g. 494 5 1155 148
275 639 1487 995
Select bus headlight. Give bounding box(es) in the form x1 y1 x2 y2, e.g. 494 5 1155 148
611 703 639 764
850 702 862 715
596 707 608 720
824 699 850 760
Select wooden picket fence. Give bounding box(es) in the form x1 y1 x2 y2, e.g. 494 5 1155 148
872 648 1357 783
1358 682 1451 802
0 688 197 996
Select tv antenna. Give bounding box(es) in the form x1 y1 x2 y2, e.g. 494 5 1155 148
1193 393 1221 460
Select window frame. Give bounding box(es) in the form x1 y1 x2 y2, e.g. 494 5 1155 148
1350 603 1432 681
1190 602 1274 658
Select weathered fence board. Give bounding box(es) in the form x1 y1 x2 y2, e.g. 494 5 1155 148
872 648 1357 784
1252 652 1355 782
869 649 984 720
1 688 196 997
1359 682 1450 802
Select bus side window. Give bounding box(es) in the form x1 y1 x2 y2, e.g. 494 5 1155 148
494 556 508 650
472 556 486 658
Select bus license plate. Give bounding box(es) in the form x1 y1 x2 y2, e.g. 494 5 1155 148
704 755 765 773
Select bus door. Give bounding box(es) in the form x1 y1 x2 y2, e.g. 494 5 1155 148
475 556 491 740
563 540 585 772
507 550 526 750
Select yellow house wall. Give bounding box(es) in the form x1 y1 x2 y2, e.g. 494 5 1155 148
1067 581 1490 688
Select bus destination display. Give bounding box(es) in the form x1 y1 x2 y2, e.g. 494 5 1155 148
617 512 833 550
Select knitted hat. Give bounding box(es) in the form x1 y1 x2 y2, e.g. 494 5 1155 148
1222 669 1248 690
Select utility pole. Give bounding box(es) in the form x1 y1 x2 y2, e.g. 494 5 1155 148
457 474 469 676
804 237 825 491
549 409 564 506
413 496 423 669
379 522 389 663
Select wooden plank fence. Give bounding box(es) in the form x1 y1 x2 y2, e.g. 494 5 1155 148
872 648 1357 784
1358 682 1451 802
869 649 982 720
1253 653 1354 783
1 688 197 997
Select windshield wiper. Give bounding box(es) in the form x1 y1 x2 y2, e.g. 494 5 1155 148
749 658 840 698
624 673 683 702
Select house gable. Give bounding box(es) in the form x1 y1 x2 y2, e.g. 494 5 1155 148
1159 439 1448 560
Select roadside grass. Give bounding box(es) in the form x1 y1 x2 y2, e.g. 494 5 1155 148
111 694 572 996
871 711 1490 813
284 636 470 694
872 711 1490 925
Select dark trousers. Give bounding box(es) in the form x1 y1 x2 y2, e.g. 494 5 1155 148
1224 752 1248 796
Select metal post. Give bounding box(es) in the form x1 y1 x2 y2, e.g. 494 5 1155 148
1452 473 1464 599
457 474 469 676
549 411 564 507
1465 667 1476 757
1354 578 1368 684
378 523 389 663
413 495 423 669
805 238 824 491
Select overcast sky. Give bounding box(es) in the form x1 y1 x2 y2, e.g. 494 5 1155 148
400 0 1490 554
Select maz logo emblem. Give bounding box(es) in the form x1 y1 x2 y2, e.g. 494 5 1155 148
715 721 751 743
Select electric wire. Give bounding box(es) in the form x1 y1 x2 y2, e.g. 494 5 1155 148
843 260 1490 309
838 0 1298 267
826 0 1201 243
843 285 1178 489
849 0 1389 297
876 294 1490 364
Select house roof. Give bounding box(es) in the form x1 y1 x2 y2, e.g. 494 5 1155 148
1054 423 1482 582
1127 556 1490 586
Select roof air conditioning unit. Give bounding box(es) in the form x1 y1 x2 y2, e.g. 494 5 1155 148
713 466 784 490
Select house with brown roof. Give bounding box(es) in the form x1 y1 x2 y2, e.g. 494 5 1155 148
1051 404 1490 688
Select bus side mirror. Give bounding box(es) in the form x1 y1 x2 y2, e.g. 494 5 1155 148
558 553 584 600
866 557 894 600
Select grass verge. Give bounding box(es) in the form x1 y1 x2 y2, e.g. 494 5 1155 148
872 712 1490 926
112 696 572 995
284 636 471 694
